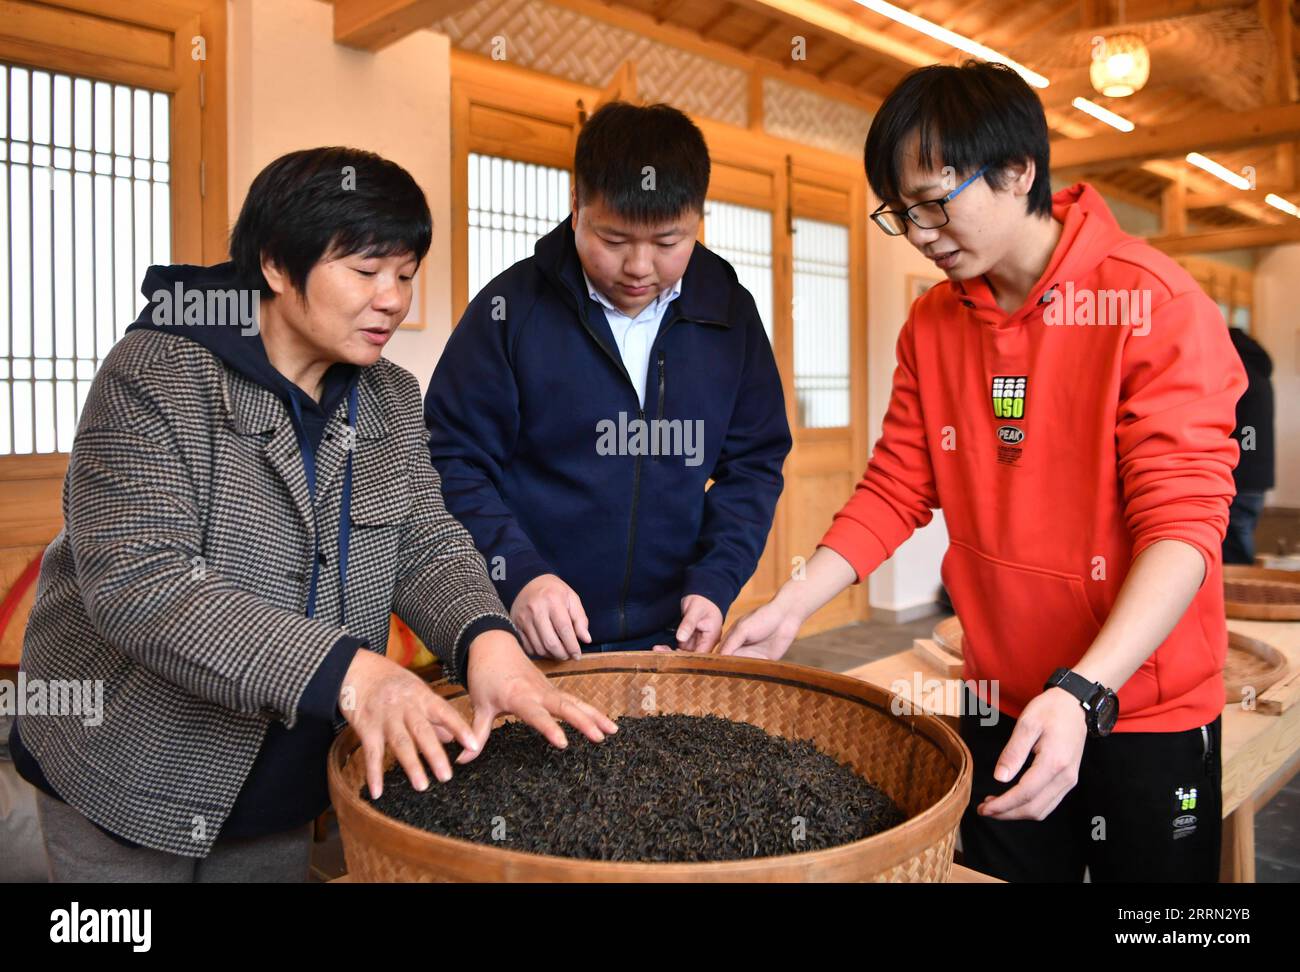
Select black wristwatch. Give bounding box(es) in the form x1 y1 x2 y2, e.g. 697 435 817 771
1044 668 1119 737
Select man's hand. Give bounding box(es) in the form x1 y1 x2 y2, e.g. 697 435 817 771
459 630 618 762
717 599 804 660
715 547 854 660
338 648 481 800
977 687 1088 821
510 574 591 660
671 595 723 653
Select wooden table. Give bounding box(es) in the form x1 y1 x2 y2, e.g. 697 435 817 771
843 618 1300 883
947 862 1002 883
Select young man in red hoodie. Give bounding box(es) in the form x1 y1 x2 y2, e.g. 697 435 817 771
720 60 1247 882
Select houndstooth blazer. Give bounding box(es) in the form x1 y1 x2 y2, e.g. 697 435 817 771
17 329 512 857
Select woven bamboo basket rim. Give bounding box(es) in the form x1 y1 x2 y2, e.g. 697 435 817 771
1222 630 1289 700
1223 565 1300 620
328 652 972 880
1226 564 1300 583
934 615 1288 701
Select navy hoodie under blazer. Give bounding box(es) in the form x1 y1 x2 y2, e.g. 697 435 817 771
424 217 793 640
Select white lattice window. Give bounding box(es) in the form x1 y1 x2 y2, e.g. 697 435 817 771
792 217 850 429
1 62 170 456
704 199 773 343
468 153 570 298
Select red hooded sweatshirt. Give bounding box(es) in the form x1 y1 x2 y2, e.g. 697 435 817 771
821 183 1247 732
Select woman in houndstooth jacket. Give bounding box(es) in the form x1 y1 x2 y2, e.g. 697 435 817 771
9 147 617 881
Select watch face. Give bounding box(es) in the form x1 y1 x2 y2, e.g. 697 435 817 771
1094 692 1119 732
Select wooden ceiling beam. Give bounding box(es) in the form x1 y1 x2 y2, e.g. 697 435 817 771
1276 142 1297 184
652 0 691 24
854 62 892 93
568 0 1288 233
1187 184 1298 207
697 3 737 39
333 0 479 51
596 59 639 109
934 0 992 38
1051 103 1300 172
951 0 1019 42
842 58 882 87
1120 0 1252 18
742 17 786 53
991 1 1083 51
1161 170 1188 235
722 0 937 69
1147 220 1300 253
1078 0 1110 29
816 48 857 80
1259 0 1299 104
1045 107 1278 223
1087 174 1162 213
544 0 884 113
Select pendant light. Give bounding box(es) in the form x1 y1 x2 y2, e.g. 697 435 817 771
1089 1 1150 97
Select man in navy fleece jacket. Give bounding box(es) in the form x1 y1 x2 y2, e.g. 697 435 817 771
424 102 791 659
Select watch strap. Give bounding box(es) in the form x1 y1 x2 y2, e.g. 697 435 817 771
1045 667 1100 709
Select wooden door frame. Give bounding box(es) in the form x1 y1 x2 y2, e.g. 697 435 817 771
783 159 871 630
450 51 585 318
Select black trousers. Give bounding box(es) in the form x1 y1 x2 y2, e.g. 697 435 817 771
959 693 1222 882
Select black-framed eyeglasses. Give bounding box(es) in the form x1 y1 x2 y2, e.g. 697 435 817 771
870 165 989 237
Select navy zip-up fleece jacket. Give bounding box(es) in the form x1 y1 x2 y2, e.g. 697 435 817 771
424 217 792 640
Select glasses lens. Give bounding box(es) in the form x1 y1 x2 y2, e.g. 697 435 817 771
909 201 948 229
872 211 907 236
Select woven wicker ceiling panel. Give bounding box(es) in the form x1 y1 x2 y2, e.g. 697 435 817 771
438 0 874 157
438 0 748 126
762 77 873 158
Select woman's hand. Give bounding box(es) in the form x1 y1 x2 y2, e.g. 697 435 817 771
338 648 480 799
458 630 619 763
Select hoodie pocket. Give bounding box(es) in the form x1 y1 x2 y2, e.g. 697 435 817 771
941 539 1159 715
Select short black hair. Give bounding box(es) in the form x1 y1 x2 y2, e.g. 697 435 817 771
229 147 432 297
574 102 710 223
864 60 1052 217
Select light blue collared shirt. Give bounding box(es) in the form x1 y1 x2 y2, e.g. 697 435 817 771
581 268 682 407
